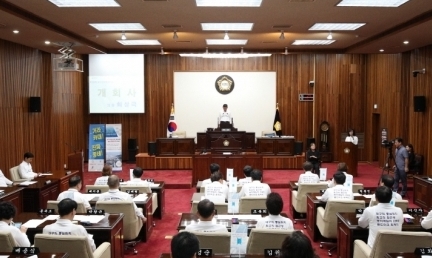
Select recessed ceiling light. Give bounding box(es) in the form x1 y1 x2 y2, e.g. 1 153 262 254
117 39 161 45
206 39 248 45
196 0 262 7
379 49 384 52
180 53 271 58
13 30 19 34
292 40 335 45
403 41 409 44
309 23 366 31
337 0 409 7
89 23 146 31
48 0 120 7
45 41 51 44
201 23 254 31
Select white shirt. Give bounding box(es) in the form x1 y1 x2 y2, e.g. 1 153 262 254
0 170 13 186
18 161 37 179
98 189 144 219
43 219 96 251
202 178 228 187
358 203 403 248
369 192 402 207
185 220 228 233
57 189 91 209
126 178 150 187
0 221 31 246
204 181 229 203
219 110 232 123
238 177 252 185
327 172 354 188
94 176 109 186
239 181 271 198
320 184 353 202
298 171 320 184
345 136 359 145
421 210 432 229
256 215 294 230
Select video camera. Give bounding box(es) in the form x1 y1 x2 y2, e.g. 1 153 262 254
381 139 394 148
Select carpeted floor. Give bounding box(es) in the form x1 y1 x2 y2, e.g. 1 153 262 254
81 162 417 258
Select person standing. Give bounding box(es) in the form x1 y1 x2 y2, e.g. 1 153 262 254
306 143 321 175
392 138 409 197
218 104 232 128
345 129 358 145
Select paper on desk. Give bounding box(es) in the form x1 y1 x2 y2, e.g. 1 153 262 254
217 214 263 220
421 256 432 258
353 193 361 197
294 183 298 186
19 181 37 186
73 215 105 223
82 194 100 201
43 215 60 221
23 219 45 228
363 194 374 198
403 214 414 219
150 183 160 187
40 173 53 176
316 196 322 200
133 194 149 201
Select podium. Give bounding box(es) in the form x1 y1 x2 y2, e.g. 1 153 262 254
338 142 358 177
67 151 84 179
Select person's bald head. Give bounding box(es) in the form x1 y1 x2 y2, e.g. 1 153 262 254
107 175 120 189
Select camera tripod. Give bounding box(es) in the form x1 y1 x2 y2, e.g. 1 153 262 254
378 147 394 186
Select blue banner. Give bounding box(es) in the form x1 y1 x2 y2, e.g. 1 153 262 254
88 124 106 172
105 124 122 172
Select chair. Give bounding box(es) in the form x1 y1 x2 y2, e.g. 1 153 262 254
394 200 408 212
172 131 186 138
120 185 158 219
9 166 27 182
246 228 296 254
34 234 111 258
292 183 329 227
239 197 267 213
86 185 109 193
191 201 228 214
0 231 16 252
96 201 143 254
182 230 231 253
47 200 87 213
408 154 424 177
353 230 432 258
316 199 365 256
352 183 364 193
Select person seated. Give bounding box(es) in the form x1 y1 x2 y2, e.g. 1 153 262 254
238 165 253 185
57 176 91 210
358 186 403 248
421 210 432 229
171 231 200 258
369 175 402 206
201 163 227 187
98 175 147 223
94 164 112 185
239 169 271 198
0 202 31 246
345 129 358 145
256 193 293 230
306 143 321 175
18 152 39 179
185 199 228 232
43 199 96 251
406 144 417 171
126 167 149 186
320 172 353 202
280 231 319 258
327 162 353 188
0 169 15 187
298 162 320 184
204 171 228 203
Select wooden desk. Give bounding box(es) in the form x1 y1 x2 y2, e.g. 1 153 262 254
0 252 68 258
197 131 255 152
385 253 420 258
88 193 153 242
256 137 295 155
0 186 24 214
336 212 425 258
45 170 79 193
191 192 204 203
413 176 432 210
161 254 268 258
177 213 287 232
21 179 59 212
152 181 165 219
305 193 370 242
15 212 124 258
155 138 195 156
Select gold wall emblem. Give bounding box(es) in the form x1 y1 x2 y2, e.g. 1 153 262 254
223 140 230 146
215 75 235 95
344 148 350 154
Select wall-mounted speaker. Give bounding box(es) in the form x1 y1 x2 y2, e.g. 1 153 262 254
128 138 137 150
29 97 41 112
294 141 303 155
148 142 156 156
414 96 426 112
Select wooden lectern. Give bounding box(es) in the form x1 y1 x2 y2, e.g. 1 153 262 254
67 151 84 179
338 142 358 177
